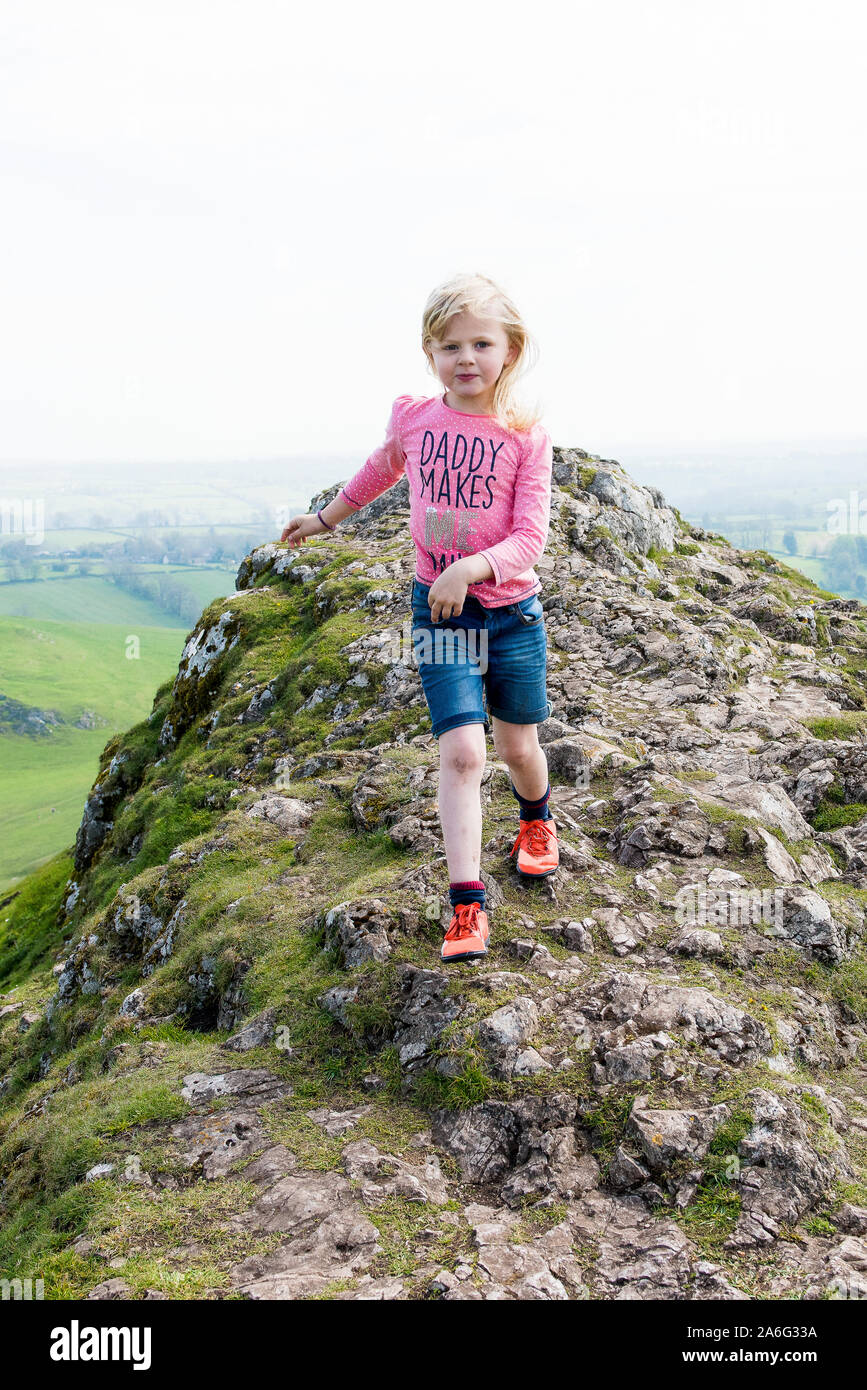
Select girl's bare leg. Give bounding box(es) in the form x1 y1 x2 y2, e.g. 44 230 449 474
436 723 487 881
491 716 549 802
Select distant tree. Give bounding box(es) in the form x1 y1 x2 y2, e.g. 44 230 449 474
20 554 43 581
180 590 201 623
782 530 798 555
105 557 199 622
186 535 209 564
139 537 163 564
826 536 859 595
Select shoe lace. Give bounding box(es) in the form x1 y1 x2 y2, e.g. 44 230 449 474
446 901 482 939
511 818 554 857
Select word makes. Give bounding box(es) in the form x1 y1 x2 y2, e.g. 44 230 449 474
420 430 505 509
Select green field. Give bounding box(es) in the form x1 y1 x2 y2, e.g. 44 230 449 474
5 527 266 552
27 527 136 547
0 616 192 894
0 568 237 623
766 550 830 589
140 565 239 606
0 576 185 626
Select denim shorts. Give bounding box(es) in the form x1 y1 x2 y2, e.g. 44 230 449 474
410 576 553 738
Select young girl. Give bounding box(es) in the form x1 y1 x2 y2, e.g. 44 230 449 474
282 271 557 964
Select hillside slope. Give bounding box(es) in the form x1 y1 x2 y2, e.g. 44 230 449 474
1 446 866 1301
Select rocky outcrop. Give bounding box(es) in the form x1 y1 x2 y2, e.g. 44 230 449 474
5 439 867 1305
157 607 243 751
0 693 66 737
725 1088 849 1248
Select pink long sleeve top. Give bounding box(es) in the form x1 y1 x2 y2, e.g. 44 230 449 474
337 393 553 608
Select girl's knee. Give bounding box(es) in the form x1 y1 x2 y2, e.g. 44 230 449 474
492 721 540 763
439 725 486 777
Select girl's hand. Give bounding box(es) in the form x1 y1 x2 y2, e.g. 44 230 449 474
281 513 327 547
428 568 469 622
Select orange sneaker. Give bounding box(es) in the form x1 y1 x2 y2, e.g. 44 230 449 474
441 901 490 963
509 817 559 878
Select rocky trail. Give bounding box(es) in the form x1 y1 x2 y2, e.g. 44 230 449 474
1 446 866 1300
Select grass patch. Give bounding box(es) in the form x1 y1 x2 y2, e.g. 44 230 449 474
671 1109 752 1249
803 712 867 741
0 850 74 987
810 778 867 832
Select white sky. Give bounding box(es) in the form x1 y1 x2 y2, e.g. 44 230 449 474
1 0 865 465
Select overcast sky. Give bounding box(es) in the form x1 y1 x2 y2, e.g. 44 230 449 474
1 0 865 467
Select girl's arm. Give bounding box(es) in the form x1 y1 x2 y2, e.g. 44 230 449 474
475 425 553 584
317 493 358 527
280 490 358 544
450 553 496 585
281 398 409 546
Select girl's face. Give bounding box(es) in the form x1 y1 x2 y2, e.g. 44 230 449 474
428 310 518 413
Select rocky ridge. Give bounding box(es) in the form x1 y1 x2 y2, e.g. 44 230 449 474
1 445 866 1300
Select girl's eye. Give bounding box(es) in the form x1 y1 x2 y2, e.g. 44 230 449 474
443 342 490 350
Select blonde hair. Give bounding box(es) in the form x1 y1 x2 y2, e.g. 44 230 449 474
421 272 543 434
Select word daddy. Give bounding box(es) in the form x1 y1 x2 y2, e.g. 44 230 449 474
50 1320 152 1371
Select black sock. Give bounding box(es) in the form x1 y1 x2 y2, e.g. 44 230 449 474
511 780 552 821
449 879 486 910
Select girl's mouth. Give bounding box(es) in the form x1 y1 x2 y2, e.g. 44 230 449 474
456 374 477 381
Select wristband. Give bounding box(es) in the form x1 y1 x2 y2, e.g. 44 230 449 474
317 508 335 531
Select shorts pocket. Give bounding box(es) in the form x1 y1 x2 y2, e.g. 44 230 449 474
411 579 431 620
514 595 544 626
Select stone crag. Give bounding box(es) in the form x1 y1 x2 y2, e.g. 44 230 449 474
1 444 867 1301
